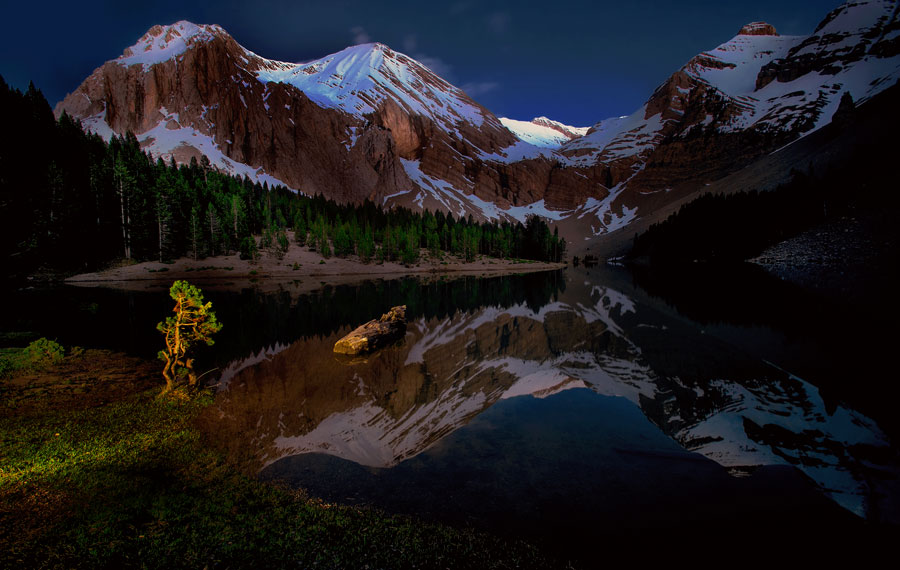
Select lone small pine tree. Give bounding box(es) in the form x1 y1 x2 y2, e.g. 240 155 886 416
157 280 222 392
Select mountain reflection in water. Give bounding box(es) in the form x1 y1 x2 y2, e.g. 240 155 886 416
201 268 899 538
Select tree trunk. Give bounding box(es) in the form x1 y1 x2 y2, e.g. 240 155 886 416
333 305 407 356
118 175 130 259
161 355 175 392
185 358 198 387
158 211 164 263
191 215 199 261
233 197 239 236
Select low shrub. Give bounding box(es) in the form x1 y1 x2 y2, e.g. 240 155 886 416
0 338 65 377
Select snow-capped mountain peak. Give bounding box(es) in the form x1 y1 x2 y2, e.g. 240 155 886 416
119 21 224 70
253 41 493 129
500 116 589 148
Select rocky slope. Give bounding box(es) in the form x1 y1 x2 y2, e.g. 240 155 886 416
559 0 900 248
55 1 900 249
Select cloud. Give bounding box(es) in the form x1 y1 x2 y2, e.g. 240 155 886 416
350 26 370 44
460 81 500 97
403 34 417 53
487 12 510 34
449 2 470 16
415 55 453 79
399 36 454 82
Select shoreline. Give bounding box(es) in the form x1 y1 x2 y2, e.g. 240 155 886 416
0 350 558 569
65 248 566 291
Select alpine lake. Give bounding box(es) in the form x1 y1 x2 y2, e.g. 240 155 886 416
7 263 898 561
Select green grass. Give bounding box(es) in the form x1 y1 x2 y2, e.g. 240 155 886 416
1 373 561 569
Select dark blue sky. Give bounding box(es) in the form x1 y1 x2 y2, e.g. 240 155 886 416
1 0 839 126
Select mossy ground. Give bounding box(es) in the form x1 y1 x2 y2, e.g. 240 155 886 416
0 351 565 569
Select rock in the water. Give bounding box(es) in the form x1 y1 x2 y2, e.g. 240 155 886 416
333 305 407 355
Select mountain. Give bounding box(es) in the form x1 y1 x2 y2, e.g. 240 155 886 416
498 116 589 148
559 0 900 247
55 21 602 221
56 1 900 250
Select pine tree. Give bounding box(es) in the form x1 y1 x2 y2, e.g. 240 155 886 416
189 205 203 261
207 207 220 257
293 207 307 246
425 211 440 258
155 187 172 263
113 155 134 259
358 225 375 263
157 280 222 392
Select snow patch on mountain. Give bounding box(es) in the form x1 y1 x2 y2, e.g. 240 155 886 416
142 123 291 188
500 367 588 400
397 158 483 218
217 342 290 393
688 33 802 98
571 182 638 234
79 108 117 140
269 386 490 468
398 158 570 223
81 107 291 189
562 107 665 165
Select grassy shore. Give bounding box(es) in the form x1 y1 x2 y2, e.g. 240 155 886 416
0 350 565 569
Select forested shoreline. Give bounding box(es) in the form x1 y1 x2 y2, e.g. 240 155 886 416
627 171 829 265
627 146 896 266
0 77 565 281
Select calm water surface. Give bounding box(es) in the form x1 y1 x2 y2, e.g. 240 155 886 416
7 267 897 558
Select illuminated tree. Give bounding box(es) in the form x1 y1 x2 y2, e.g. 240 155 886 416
157 280 222 392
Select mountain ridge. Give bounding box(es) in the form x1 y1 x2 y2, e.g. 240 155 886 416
55 1 900 250
56 20 603 222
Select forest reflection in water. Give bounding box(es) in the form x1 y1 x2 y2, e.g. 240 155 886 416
199 265 899 550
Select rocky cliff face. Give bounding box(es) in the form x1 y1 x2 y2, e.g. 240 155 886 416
57 23 411 201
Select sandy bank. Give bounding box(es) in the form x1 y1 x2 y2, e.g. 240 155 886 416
66 247 566 292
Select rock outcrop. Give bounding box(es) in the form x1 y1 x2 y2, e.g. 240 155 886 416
334 305 408 356
739 22 778 36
